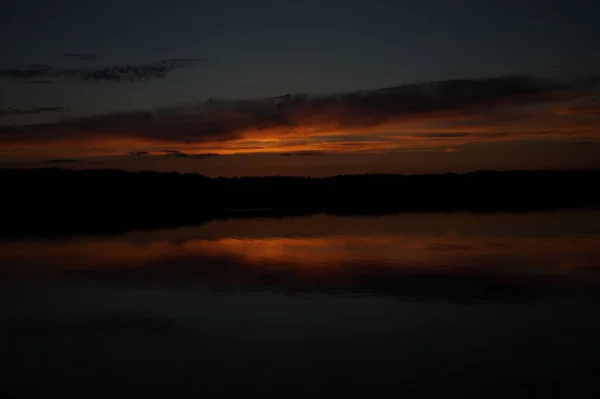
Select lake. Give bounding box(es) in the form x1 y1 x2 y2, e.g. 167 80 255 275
2 210 600 398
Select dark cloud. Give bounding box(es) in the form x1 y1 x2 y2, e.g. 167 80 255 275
129 151 149 156
160 150 188 157
0 58 208 83
0 106 69 117
0 75 597 145
165 150 189 157
161 150 219 159
0 64 54 79
59 53 99 61
43 158 80 163
190 153 220 159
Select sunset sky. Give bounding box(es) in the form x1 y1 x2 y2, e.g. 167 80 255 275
1 0 599 176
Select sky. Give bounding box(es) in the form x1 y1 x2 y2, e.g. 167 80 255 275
1 0 599 176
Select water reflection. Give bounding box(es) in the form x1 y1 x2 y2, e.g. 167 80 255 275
2 210 600 397
1 210 600 303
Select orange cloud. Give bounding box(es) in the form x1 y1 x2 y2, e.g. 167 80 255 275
556 104 600 115
1 74 599 159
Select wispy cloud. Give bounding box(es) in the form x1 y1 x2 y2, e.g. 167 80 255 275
556 104 600 115
43 158 80 163
417 133 473 138
59 53 99 61
0 106 69 117
161 150 220 159
279 151 322 156
0 58 208 82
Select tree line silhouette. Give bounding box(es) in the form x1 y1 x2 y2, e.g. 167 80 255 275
2 168 600 238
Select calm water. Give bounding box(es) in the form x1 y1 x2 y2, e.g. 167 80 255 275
2 210 600 398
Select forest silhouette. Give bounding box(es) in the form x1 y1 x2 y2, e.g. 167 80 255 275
3 168 600 238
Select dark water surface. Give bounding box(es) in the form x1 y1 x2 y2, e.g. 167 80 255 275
2 210 600 398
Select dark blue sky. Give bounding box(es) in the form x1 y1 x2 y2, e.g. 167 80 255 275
3 0 599 109
1 0 599 175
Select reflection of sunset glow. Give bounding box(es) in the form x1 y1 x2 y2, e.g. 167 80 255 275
183 235 600 273
1 232 599 276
